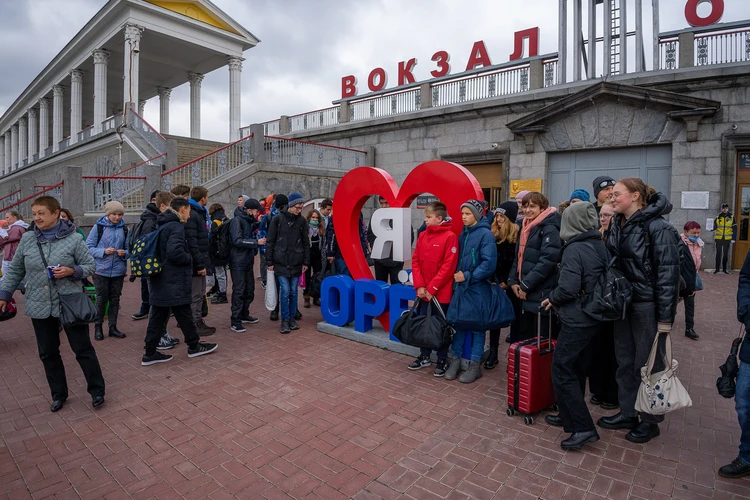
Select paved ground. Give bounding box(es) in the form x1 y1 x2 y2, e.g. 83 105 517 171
1 272 749 499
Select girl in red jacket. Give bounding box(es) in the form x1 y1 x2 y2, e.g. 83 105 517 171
408 202 459 377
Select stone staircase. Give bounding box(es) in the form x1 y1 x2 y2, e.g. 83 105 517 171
166 135 227 166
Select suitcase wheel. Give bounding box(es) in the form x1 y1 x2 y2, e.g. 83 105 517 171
523 416 534 425
552 403 559 412
506 407 516 417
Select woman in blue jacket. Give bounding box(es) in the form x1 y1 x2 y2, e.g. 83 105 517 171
86 201 128 341
445 200 497 384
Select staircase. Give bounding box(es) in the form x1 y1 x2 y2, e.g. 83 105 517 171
166 135 227 166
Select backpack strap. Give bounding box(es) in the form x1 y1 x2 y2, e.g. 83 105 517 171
96 224 128 248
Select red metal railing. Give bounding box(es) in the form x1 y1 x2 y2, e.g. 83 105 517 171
0 182 63 215
112 152 167 177
0 190 21 204
82 176 147 212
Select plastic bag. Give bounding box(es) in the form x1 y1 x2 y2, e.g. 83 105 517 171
265 270 278 311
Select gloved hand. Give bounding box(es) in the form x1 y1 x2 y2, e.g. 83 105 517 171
657 322 672 334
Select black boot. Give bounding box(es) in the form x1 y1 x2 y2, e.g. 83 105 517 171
108 326 126 338
561 431 600 450
94 324 104 341
545 414 563 427
626 422 660 443
484 346 499 370
685 328 699 340
211 292 228 304
295 308 302 320
719 458 750 478
270 308 279 321
597 412 639 430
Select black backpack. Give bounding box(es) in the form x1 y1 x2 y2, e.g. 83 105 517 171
214 219 232 261
579 243 633 321
127 220 144 252
643 219 696 299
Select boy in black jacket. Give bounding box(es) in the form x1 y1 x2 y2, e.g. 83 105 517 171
228 198 266 332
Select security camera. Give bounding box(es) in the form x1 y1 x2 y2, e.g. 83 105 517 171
491 143 499 148
732 124 739 130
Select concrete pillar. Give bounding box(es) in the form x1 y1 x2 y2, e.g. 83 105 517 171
188 72 203 139
165 138 178 171
10 124 18 170
60 166 83 219
678 32 695 68
558 0 567 83
143 163 163 200
3 132 10 174
339 101 350 123
0 136 4 176
28 108 38 160
419 82 432 109
362 146 375 168
249 124 265 162
652 0 660 72
529 59 544 90
52 85 64 152
587 0 596 79
69 69 84 144
228 56 243 142
92 49 109 134
158 87 171 134
123 24 142 109
38 98 49 158
18 117 27 164
138 99 147 116
279 115 290 135
620 0 628 74
573 0 582 81
635 0 645 72
603 0 612 77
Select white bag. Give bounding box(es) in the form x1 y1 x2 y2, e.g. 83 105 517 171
635 333 692 415
265 269 277 311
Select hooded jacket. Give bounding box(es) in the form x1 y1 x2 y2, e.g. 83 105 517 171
0 220 95 319
507 211 562 311
455 218 497 285
209 208 229 266
411 218 459 304
229 211 260 271
86 215 128 277
185 199 209 274
139 203 160 237
0 220 30 261
605 192 680 324
266 209 310 277
149 209 193 307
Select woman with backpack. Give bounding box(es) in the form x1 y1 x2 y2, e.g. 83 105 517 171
598 178 681 444
208 203 229 305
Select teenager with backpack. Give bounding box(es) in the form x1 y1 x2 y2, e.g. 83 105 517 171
86 201 128 341
131 192 160 320
208 203 229 304
228 198 265 332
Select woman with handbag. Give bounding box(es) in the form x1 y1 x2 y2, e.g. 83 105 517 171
681 221 703 340
0 196 105 413
599 178 681 444
507 192 562 342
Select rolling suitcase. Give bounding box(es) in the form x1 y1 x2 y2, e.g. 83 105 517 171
506 310 557 424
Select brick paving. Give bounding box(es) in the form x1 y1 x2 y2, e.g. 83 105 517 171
1 272 749 499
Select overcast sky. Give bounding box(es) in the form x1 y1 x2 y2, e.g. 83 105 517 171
1 0 749 143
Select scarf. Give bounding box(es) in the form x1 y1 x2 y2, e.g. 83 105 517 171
517 207 555 281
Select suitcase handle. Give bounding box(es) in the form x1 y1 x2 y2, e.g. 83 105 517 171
537 305 554 354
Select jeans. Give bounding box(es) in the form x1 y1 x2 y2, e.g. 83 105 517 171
334 257 351 277
613 301 665 424
552 323 599 433
191 275 206 323
92 274 124 327
418 301 449 361
278 275 300 320
716 239 731 272
215 265 227 294
31 316 105 401
736 362 750 464
144 304 200 356
374 263 403 285
451 330 486 362
230 267 255 323
139 278 150 314
684 294 695 330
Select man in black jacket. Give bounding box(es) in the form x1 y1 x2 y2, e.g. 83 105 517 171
367 196 409 284
185 186 215 336
229 198 266 332
132 191 160 320
141 198 217 366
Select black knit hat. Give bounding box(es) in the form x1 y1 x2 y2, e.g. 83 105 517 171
592 175 616 199
494 201 518 223
244 198 261 210
274 194 288 208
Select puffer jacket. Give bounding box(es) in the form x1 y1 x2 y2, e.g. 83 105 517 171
185 199 209 274
495 236 518 285
605 192 680 324
0 220 30 261
411 219 459 304
149 209 193 307
139 203 160 237
548 229 606 328
0 220 95 319
737 251 750 363
209 208 229 266
229 212 260 271
455 218 497 284
86 216 128 277
266 209 310 277
507 212 562 312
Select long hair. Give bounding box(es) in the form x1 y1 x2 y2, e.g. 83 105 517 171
307 209 325 237
492 213 519 245
618 177 657 208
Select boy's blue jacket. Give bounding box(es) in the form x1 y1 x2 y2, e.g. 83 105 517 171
455 218 497 285
86 215 128 277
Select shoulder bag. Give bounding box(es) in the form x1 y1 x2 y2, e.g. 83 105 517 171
392 297 454 351
635 332 692 415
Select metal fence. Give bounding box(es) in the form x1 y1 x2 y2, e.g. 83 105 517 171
82 176 146 213
431 65 530 107
543 59 559 87
659 39 679 70
289 107 340 132
350 89 421 121
0 182 63 218
696 29 750 66
161 135 253 191
129 110 167 154
264 136 366 171
102 113 123 132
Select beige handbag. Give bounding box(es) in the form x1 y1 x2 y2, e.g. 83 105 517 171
635 333 692 415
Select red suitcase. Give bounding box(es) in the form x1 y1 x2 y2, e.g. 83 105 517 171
506 312 557 425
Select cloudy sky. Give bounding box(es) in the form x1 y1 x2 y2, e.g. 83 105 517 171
1 0 749 143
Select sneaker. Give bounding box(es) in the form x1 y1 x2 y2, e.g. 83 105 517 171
165 332 180 345
241 316 260 324
408 355 431 371
142 352 173 366
231 323 246 333
132 311 149 321
211 293 228 304
719 458 750 478
280 320 291 334
156 335 175 350
289 319 300 330
434 359 449 377
261 281 267 290
187 343 218 358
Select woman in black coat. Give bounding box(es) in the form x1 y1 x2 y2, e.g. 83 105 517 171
303 209 326 308
507 192 562 342
541 202 606 450
598 178 681 444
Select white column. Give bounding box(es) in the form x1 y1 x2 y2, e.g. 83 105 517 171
10 124 18 171
228 56 243 142
0 136 4 176
636 0 645 72
573 0 582 81
158 87 171 134
123 24 143 109
28 108 38 160
39 98 49 158
138 100 147 116
587 0 597 79
52 85 64 152
652 0 660 71
188 72 203 139
69 69 84 144
18 117 27 165
3 132 10 174
558 0 567 84
620 0 628 74
92 49 109 134
604 0 612 77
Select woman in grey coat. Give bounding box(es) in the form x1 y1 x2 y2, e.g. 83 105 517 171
0 196 105 413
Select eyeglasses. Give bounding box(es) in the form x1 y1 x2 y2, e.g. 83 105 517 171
599 180 617 188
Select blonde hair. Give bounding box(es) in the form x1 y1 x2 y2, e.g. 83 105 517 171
492 213 519 245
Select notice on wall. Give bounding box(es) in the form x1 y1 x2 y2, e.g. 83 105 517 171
510 179 543 198
681 191 710 210
740 152 750 169
706 218 714 231
416 194 439 208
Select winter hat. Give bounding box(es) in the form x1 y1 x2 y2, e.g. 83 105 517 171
592 176 616 199
240 195 251 205
104 201 125 215
287 192 305 206
569 188 591 203
274 194 288 208
150 190 160 201
560 200 598 242
515 190 530 201
494 201 518 223
244 198 261 210
461 199 484 222
722 203 730 209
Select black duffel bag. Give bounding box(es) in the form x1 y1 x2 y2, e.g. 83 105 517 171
392 297 453 351
310 261 336 299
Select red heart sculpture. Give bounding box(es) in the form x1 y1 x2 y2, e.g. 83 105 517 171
332 160 484 330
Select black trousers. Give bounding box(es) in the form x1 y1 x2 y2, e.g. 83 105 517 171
144 304 199 355
588 321 619 405
716 239 731 272
139 278 150 313
31 317 105 402
230 267 255 323
684 294 696 330
374 262 403 285
93 275 124 327
304 249 323 297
